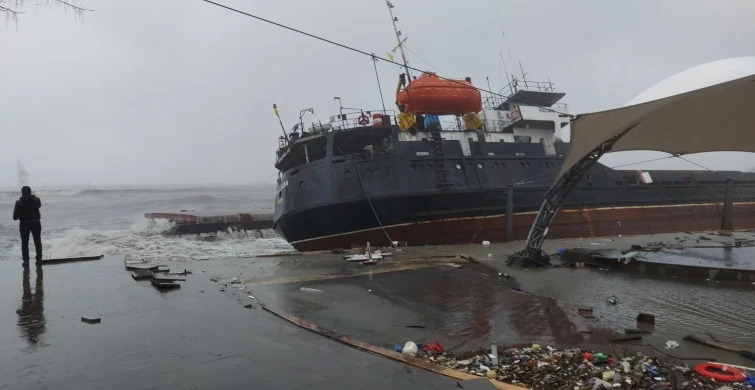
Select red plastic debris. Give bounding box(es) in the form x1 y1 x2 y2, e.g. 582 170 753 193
584 352 595 362
608 357 618 365
422 342 444 353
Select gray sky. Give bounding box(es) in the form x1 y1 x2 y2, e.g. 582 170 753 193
2 0 754 188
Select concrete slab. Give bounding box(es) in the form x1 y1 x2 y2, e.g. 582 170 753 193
0 255 460 389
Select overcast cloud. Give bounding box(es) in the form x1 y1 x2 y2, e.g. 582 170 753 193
2 0 754 188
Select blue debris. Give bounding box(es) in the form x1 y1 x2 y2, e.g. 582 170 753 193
394 344 403 353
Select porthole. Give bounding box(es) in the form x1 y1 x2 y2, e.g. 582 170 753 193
494 163 499 168
344 170 352 178
477 163 483 169
410 165 416 171
455 164 462 169
374 168 381 175
299 181 304 188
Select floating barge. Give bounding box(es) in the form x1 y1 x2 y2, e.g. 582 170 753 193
145 212 274 235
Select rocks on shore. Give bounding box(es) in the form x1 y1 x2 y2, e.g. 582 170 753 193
420 344 753 390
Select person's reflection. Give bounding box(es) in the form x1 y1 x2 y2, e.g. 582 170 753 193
17 265 46 347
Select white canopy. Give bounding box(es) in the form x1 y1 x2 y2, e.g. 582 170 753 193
557 73 755 183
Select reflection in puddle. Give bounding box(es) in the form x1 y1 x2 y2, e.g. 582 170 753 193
17 266 46 349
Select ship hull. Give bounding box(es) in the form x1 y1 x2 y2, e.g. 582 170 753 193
279 201 755 252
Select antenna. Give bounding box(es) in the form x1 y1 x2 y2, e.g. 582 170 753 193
386 1 411 77
17 159 30 188
519 61 529 89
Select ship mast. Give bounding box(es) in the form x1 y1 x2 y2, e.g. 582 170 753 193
386 1 411 77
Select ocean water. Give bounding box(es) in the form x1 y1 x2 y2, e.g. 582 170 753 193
0 185 291 262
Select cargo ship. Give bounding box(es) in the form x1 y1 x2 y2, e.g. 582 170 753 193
270 71 755 251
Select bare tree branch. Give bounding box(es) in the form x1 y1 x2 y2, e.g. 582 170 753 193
0 0 92 23
49 0 92 12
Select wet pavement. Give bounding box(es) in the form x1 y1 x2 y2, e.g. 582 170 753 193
0 255 464 389
234 233 755 368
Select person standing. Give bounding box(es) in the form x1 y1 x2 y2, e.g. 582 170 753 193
13 186 42 266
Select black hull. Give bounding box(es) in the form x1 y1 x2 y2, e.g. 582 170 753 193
273 125 755 251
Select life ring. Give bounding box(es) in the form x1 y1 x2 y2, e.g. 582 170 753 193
695 363 746 383
358 114 370 126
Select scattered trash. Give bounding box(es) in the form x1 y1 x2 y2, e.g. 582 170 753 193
243 304 253 309
445 263 463 268
590 242 606 246
299 287 324 293
406 325 426 329
393 344 403 353
81 316 101 324
247 295 256 300
482 240 491 246
606 296 618 305
231 277 240 284
402 341 418 356
418 345 739 390
665 340 679 349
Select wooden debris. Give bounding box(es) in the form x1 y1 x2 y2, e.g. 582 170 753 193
151 280 181 290
636 312 655 324
131 270 153 280
609 335 643 343
578 308 595 319
625 328 652 334
81 316 101 324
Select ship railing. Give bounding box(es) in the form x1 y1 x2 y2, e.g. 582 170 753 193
499 77 557 96
327 109 396 131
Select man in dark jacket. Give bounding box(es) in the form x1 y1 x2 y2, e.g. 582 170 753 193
13 186 42 265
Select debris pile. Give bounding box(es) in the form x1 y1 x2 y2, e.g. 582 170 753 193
419 344 754 389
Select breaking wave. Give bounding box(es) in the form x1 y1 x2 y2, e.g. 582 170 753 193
1 218 291 263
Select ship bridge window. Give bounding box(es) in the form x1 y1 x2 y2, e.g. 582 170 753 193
334 127 392 160
277 136 327 172
684 175 696 184
623 175 640 185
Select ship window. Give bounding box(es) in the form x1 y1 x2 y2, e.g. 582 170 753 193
299 181 304 188
334 127 392 159
374 168 381 175
277 136 327 172
477 163 483 169
544 162 556 169
520 162 531 168
467 163 474 169
494 163 499 168
427 164 432 170
332 159 346 164
344 170 352 178
683 175 696 184
410 165 416 170
624 176 639 185
455 164 461 170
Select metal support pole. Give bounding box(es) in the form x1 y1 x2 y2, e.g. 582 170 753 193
721 178 734 231
506 185 514 241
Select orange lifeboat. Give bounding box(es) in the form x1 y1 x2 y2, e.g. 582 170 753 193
396 72 482 115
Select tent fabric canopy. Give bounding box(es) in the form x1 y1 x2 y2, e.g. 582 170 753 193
557 73 755 183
